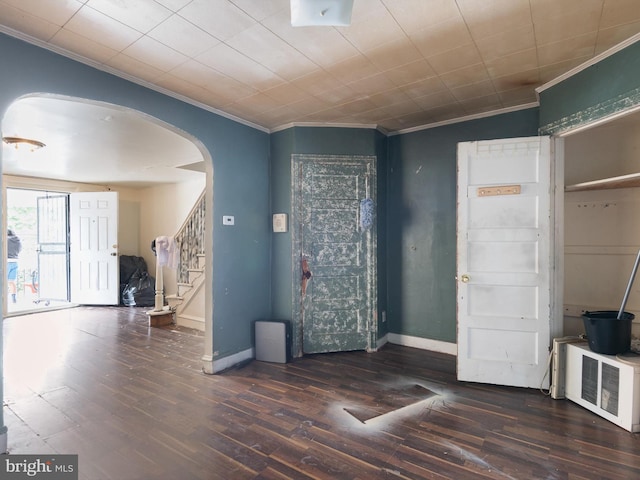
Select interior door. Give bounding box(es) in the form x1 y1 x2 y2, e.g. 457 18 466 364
457 136 561 388
292 155 377 356
70 191 119 305
36 194 70 302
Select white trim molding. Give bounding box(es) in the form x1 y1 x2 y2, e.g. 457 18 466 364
388 333 457 356
206 347 254 374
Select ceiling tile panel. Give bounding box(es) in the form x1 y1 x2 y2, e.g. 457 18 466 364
229 0 288 21
382 0 462 34
413 89 457 110
289 69 344 96
0 0 83 26
225 23 317 80
346 72 397 97
86 0 172 33
122 36 189 72
491 68 540 93
64 6 142 52
457 0 531 40
439 63 491 89
537 32 598 67
484 48 538 79
426 43 483 75
263 82 310 104
147 14 220 57
338 7 406 52
0 3 60 41
474 23 536 62
178 0 255 41
106 53 166 83
410 17 473 58
400 76 449 100
595 23 640 54
451 79 496 101
533 8 602 45
384 59 437 88
326 55 379 84
363 37 424 71
600 0 640 28
196 42 284 90
50 29 118 64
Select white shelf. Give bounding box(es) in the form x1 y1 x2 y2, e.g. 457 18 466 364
565 172 640 192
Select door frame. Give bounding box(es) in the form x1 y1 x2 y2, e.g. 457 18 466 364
291 154 378 357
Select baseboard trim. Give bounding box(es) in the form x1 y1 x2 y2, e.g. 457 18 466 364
176 314 205 331
210 347 254 373
387 333 457 356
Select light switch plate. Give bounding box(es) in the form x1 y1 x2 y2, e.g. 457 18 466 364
222 215 234 226
272 213 288 232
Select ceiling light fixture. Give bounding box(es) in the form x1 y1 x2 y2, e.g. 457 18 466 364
291 0 354 27
2 136 46 152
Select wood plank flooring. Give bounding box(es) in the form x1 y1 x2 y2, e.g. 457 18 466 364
3 306 639 479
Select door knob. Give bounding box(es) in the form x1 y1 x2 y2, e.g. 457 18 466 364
461 274 470 283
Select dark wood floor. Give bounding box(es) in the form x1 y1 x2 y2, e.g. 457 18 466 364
3 307 639 479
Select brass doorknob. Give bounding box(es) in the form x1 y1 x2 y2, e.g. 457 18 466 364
461 274 470 283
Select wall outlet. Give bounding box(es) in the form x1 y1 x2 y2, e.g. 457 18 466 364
222 215 234 225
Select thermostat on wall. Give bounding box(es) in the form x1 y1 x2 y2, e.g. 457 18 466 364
272 213 288 232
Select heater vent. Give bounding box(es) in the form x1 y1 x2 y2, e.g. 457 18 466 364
565 342 640 432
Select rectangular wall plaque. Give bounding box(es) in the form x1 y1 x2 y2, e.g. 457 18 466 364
477 185 521 197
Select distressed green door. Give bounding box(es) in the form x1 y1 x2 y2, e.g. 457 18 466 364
292 155 377 356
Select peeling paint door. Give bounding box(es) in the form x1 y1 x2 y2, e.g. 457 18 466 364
292 155 377 356
457 136 562 388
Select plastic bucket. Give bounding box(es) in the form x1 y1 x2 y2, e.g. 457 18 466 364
582 310 634 355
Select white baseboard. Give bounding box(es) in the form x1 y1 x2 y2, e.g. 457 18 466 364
388 333 457 356
176 314 205 331
210 347 254 373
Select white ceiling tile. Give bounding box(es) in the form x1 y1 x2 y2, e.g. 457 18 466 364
484 48 538 78
381 0 462 34
154 0 193 11
148 14 219 57
410 17 473 58
474 23 536 62
0 3 61 41
533 7 601 45
226 23 317 80
0 0 84 26
338 7 406 51
456 0 531 40
106 53 166 83
229 0 288 21
326 54 379 84
196 43 284 90
427 43 483 75
439 63 491 89
384 59 437 88
595 22 640 54
64 5 142 52
537 32 598 67
178 0 255 41
50 28 118 64
86 0 173 33
122 36 189 72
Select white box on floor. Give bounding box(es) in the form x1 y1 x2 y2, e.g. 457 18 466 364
255 320 291 363
565 342 640 432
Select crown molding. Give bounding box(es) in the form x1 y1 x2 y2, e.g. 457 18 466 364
536 33 640 95
388 102 540 136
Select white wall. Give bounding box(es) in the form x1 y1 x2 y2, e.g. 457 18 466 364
138 177 206 296
564 116 640 339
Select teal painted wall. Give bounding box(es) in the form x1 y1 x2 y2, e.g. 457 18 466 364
0 34 271 360
539 40 640 134
269 127 388 337
386 108 540 343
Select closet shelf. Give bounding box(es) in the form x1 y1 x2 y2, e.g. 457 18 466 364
565 172 640 192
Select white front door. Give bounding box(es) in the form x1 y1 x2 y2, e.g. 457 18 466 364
457 136 561 388
70 191 119 305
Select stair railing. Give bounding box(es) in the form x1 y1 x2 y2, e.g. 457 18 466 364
174 191 206 285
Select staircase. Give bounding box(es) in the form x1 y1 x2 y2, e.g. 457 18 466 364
165 191 206 330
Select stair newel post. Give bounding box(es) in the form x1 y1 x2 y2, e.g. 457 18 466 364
154 253 164 312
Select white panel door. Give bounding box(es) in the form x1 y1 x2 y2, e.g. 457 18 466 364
457 136 559 388
70 191 119 305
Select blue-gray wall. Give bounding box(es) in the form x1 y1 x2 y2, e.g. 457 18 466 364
386 109 540 342
0 33 272 360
